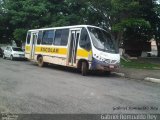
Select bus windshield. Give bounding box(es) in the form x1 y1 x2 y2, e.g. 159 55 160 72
88 27 118 53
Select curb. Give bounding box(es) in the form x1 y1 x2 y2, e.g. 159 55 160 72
112 72 160 84
112 72 125 77
144 77 160 83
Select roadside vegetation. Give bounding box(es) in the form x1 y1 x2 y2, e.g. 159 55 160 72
121 58 160 70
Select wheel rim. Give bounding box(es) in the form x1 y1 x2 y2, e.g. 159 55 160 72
38 57 43 66
39 58 42 64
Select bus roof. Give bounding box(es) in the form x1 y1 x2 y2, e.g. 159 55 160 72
28 25 105 32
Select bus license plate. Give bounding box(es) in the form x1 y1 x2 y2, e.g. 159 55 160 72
109 65 114 68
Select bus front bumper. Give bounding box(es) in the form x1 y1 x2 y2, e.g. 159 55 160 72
90 59 120 71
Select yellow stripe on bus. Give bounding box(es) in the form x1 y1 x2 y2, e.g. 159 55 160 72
35 46 67 55
25 45 91 58
25 45 30 52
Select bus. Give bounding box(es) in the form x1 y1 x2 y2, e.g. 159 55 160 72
25 25 120 75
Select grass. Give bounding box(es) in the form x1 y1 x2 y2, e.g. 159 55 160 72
121 59 160 70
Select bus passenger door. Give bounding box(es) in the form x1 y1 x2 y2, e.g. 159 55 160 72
30 32 38 60
68 29 80 66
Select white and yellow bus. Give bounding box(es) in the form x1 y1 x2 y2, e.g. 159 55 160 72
25 25 120 75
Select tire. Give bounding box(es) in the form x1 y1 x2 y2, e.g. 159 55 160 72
81 62 88 76
10 55 14 61
37 56 45 67
3 54 6 59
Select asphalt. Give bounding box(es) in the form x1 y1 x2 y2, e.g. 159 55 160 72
0 58 160 114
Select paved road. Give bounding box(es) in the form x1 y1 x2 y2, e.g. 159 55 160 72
0 58 160 114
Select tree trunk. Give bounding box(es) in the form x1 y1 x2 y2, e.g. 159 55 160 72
157 44 160 57
156 40 160 57
113 31 123 47
15 40 22 47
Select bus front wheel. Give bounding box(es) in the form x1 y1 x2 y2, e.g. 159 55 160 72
38 56 45 67
81 62 88 76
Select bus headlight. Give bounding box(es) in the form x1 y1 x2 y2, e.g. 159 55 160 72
94 54 120 65
94 54 110 63
104 59 110 64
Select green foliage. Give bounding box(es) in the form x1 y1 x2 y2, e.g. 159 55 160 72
121 59 160 70
111 0 139 14
112 18 151 31
7 0 51 28
0 0 160 56
13 29 27 42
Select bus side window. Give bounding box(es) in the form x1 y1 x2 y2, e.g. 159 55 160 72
37 31 43 45
54 29 69 46
61 29 69 46
26 32 31 44
42 30 54 45
54 30 62 45
79 28 91 51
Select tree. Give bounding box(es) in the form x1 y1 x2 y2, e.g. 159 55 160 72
0 0 12 44
84 0 111 28
3 0 88 46
4 0 52 46
1 0 159 57
110 0 151 46
153 0 160 56
79 0 151 46
139 0 160 57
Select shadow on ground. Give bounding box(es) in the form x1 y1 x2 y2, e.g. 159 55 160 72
30 62 117 77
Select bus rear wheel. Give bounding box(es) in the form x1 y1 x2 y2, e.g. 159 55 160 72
38 56 45 67
81 62 88 76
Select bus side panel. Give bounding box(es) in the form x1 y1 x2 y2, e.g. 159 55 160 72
34 46 68 66
76 49 92 59
25 45 31 59
76 48 92 69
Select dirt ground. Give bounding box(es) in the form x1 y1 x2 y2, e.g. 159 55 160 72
120 57 160 80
